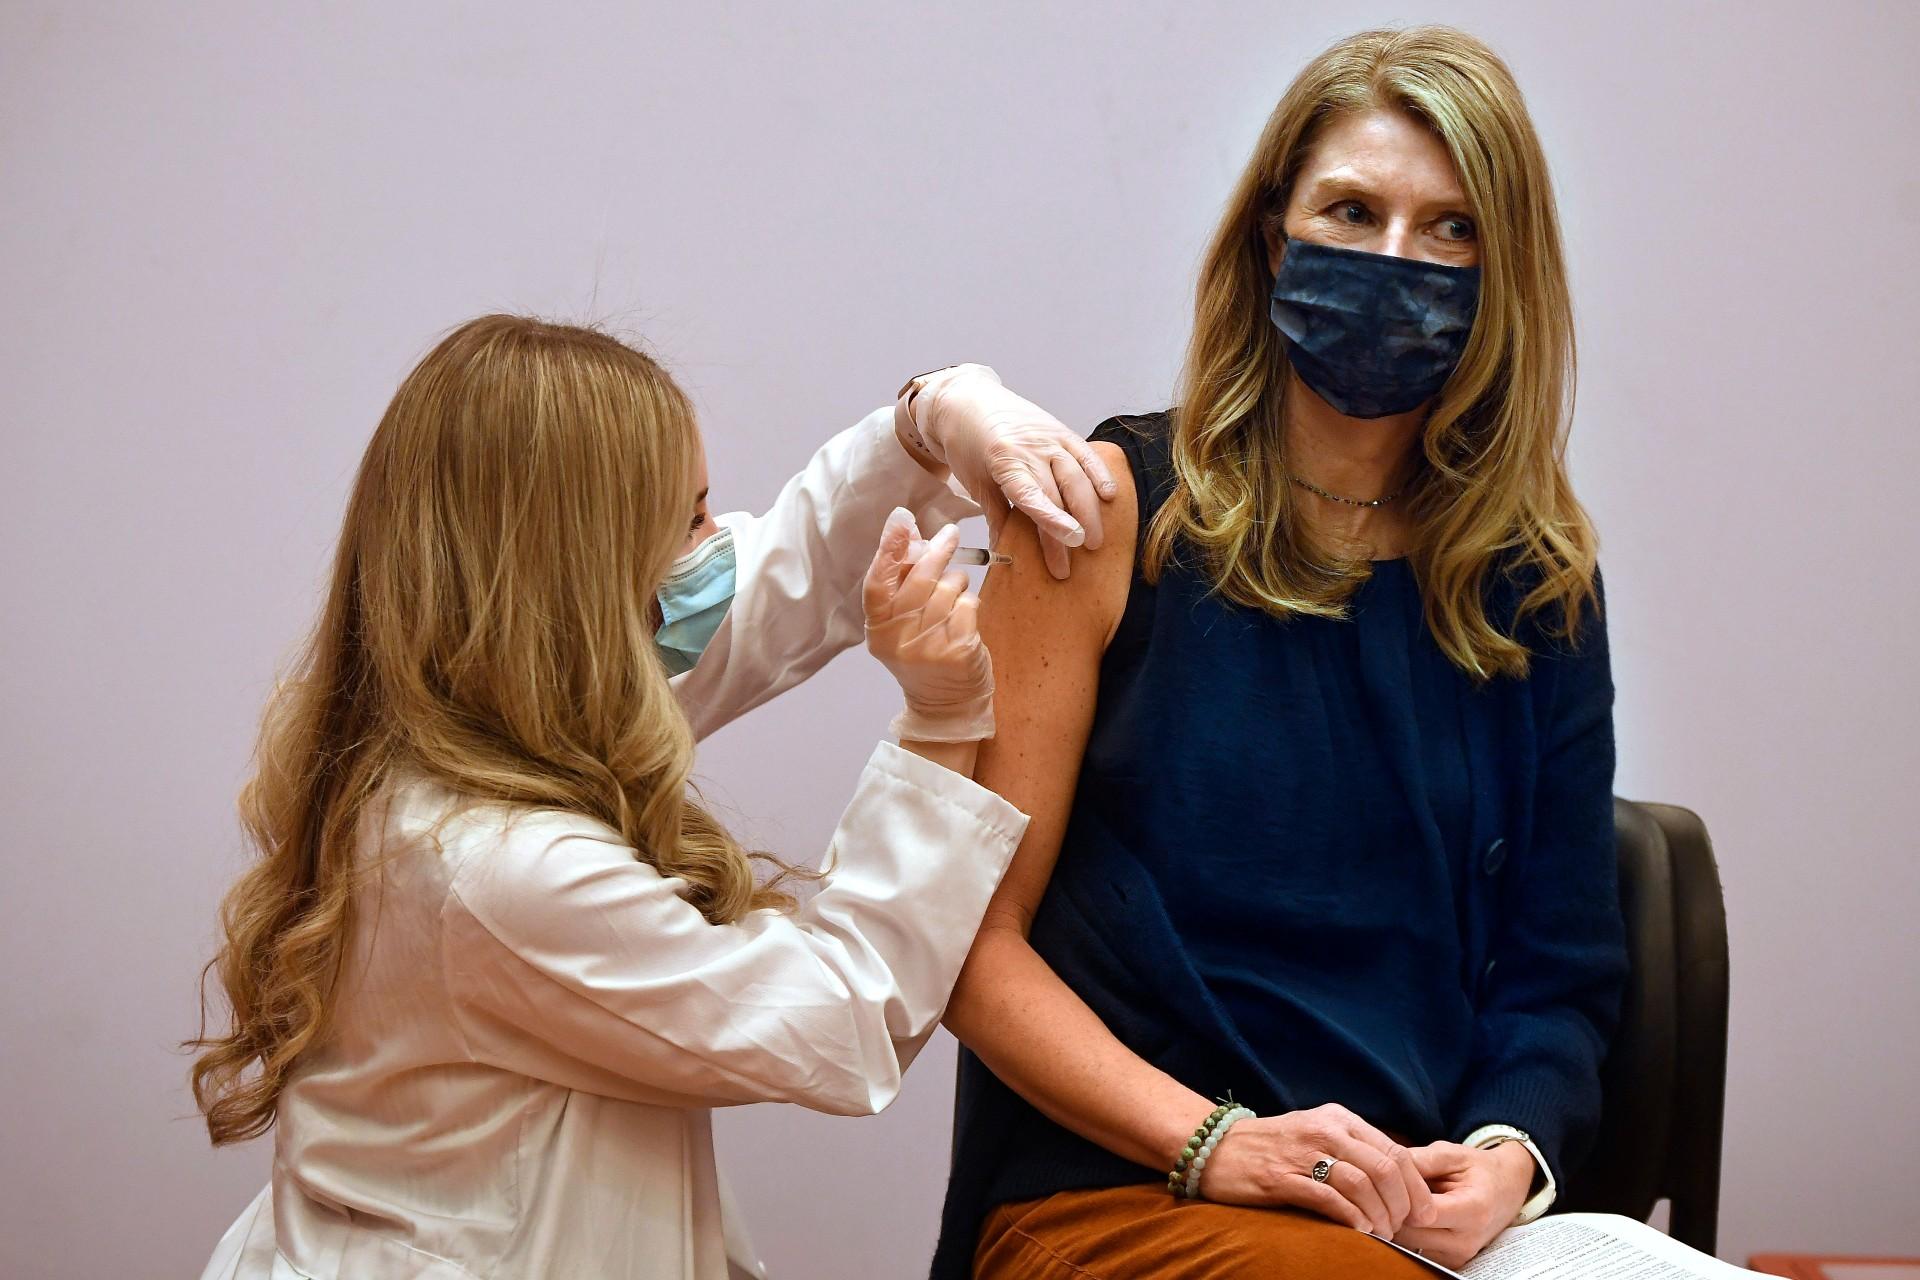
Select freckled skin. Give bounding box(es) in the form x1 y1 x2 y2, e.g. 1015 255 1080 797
947 443 1207 1170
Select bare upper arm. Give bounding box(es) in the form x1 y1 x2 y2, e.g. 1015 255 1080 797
974 440 1135 934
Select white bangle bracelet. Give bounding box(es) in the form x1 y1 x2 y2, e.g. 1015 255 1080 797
1463 1124 1557 1225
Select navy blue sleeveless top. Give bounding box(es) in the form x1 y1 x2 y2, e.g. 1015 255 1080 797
932 413 1625 1279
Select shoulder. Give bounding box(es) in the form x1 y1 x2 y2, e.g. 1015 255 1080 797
985 435 1143 653
444 808 673 959
1087 410 1178 525
1484 555 1608 649
1088 410 1171 478
1088 409 1172 447
386 779 637 904
1482 561 1612 718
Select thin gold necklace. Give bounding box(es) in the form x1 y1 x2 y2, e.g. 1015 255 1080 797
1288 473 1407 508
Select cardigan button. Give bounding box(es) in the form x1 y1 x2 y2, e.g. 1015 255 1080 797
1482 837 1509 875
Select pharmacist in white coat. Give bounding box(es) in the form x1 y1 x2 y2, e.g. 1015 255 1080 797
195 338 1115 1280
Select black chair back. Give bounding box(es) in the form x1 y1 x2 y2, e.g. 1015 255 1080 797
1561 800 1728 1253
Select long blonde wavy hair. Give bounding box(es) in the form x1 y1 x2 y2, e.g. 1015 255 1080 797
191 315 799 1146
1145 25 1597 679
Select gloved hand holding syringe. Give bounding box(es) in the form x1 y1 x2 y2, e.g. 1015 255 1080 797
865 511 1003 744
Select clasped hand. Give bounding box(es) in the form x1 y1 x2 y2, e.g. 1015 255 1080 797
1394 1140 1537 1269
1201 1104 1532 1263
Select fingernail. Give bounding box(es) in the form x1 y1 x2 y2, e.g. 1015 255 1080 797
1063 525 1086 548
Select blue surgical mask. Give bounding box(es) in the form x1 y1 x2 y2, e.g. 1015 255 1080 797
1268 237 1481 419
653 525 737 676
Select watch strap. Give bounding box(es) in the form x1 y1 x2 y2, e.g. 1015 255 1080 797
1462 1123 1556 1226
893 365 965 465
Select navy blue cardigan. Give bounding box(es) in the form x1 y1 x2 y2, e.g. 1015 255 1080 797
932 414 1627 1277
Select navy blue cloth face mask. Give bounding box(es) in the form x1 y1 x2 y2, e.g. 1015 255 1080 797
1268 236 1481 419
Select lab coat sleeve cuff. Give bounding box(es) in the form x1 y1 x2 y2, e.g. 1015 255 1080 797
856 739 1028 852
798 740 1029 1078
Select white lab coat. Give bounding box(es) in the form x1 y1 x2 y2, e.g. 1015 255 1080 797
200 408 1026 1280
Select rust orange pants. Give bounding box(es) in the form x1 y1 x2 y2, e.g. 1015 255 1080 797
973 1184 1434 1279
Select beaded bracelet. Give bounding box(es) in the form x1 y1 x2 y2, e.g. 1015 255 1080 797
1184 1106 1255 1200
1166 1101 1257 1199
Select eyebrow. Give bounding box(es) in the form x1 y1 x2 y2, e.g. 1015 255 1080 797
694 487 709 503
1302 174 1471 214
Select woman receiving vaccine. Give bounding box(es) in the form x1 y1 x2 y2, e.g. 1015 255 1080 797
940 26 1626 1277
191 315 1113 1279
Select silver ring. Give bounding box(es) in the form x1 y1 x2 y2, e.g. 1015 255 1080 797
1310 1157 1338 1183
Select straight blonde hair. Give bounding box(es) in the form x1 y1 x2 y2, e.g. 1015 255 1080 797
191 315 798 1146
1146 25 1598 679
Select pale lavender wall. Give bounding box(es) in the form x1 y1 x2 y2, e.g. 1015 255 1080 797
3 2 1916 1276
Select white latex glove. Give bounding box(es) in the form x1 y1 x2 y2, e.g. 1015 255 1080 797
862 509 995 742
906 365 1118 580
